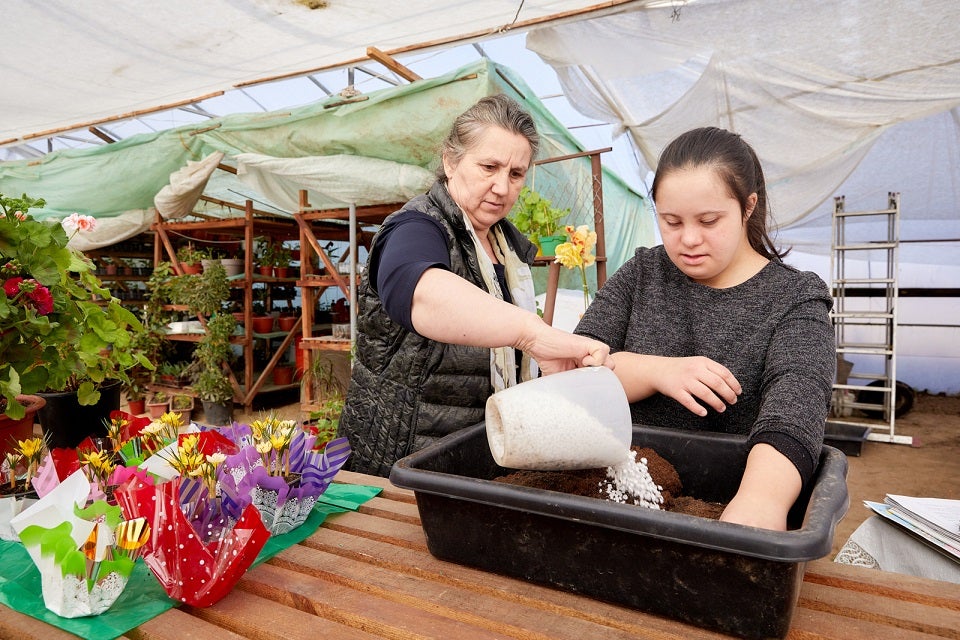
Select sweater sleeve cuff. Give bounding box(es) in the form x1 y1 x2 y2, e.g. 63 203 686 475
748 432 818 487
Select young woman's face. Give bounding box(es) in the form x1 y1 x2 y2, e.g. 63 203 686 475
443 126 531 234
654 166 758 288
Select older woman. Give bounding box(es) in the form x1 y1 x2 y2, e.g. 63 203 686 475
339 94 611 477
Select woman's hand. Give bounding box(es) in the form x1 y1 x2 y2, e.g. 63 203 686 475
411 269 611 371
611 353 741 416
516 317 613 374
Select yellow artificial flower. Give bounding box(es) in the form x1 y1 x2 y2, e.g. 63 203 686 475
553 225 597 313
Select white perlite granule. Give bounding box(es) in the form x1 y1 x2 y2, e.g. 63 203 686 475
602 449 663 510
489 388 628 469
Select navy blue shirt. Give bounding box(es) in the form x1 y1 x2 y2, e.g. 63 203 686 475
371 210 511 334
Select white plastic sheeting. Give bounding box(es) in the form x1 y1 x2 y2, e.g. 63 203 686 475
527 0 960 265
234 153 434 212
0 0 630 145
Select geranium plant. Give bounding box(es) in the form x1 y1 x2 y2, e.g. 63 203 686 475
554 224 598 313
0 192 153 419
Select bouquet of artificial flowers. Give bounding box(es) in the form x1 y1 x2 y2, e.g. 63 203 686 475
216 415 352 535
10 470 149 617
113 430 268 607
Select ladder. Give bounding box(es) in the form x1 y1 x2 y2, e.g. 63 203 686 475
829 192 912 445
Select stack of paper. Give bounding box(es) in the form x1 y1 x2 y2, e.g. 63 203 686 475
865 494 960 563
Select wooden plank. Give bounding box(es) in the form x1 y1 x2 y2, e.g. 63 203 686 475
239 562 510 639
299 527 726 640
321 510 429 551
133 606 247 640
268 541 710 640
358 495 422 525
797 580 960 638
183 588 380 639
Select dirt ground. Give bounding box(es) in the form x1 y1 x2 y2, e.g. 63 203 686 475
829 392 960 556
219 388 960 559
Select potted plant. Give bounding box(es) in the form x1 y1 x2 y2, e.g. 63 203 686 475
0 193 153 449
508 186 570 257
146 391 170 419
271 243 294 278
254 238 274 276
192 312 237 426
175 244 207 275
170 393 194 424
124 376 148 415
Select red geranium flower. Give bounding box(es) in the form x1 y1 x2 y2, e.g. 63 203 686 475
3 276 23 297
26 282 54 315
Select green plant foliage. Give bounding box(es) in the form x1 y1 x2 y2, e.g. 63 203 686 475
508 186 570 239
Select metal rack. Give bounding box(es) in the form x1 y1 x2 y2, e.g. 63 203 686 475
829 192 911 445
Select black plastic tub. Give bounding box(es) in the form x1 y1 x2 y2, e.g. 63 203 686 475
390 423 849 640
824 421 872 456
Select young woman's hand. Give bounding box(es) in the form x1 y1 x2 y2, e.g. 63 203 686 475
611 352 741 416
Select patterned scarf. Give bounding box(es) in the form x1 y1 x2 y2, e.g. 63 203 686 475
460 211 539 392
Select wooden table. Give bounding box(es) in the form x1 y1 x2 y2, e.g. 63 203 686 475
2 470 958 640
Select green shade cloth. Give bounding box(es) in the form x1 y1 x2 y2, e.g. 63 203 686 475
0 482 382 640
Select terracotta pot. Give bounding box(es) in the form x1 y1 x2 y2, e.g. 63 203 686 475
277 315 298 332
272 365 295 386
181 262 202 275
127 398 146 415
0 395 46 459
252 316 274 333
257 265 273 276
273 266 291 278
146 401 169 419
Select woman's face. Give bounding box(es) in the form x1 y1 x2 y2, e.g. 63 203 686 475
443 125 532 234
654 165 758 288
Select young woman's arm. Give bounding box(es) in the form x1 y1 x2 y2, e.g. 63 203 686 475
719 443 802 531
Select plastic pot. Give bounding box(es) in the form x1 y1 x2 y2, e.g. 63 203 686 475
202 400 233 426
485 366 631 470
37 381 121 449
0 395 46 459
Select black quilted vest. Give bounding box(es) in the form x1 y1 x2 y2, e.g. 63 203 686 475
338 181 535 477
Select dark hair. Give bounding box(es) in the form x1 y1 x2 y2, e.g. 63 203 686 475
435 94 540 182
651 126 787 259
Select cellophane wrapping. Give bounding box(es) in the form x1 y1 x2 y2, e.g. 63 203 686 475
217 424 351 535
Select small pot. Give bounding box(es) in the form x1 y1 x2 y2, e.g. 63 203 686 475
127 398 146 415
0 395 46 459
146 400 169 419
252 316 274 334
277 315 298 332
181 262 202 275
201 400 233 426
272 365 295 386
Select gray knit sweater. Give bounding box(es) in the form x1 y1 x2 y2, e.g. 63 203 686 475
575 245 835 485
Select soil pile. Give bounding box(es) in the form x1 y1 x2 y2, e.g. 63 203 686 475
494 446 726 519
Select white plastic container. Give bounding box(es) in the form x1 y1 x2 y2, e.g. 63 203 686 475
485 366 632 470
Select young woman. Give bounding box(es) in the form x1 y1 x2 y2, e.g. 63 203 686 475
576 126 835 531
339 94 611 477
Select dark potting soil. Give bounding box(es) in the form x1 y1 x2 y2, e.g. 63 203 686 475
494 446 726 519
